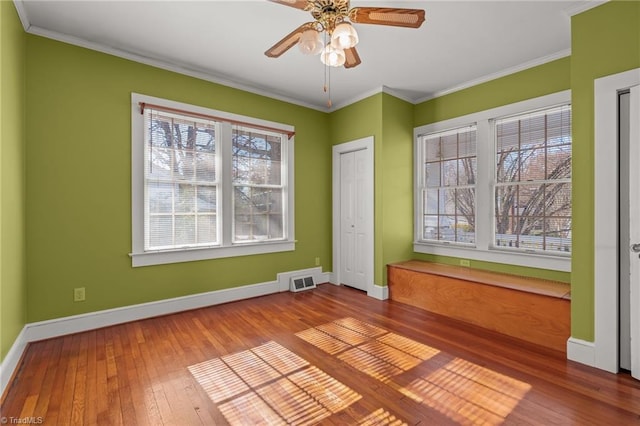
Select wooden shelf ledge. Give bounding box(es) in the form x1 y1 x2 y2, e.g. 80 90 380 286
389 260 570 300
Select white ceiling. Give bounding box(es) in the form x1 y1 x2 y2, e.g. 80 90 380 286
15 0 602 111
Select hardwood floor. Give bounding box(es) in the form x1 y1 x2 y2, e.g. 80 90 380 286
2 284 639 425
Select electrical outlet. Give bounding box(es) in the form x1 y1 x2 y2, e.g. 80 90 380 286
315 257 320 266
459 259 471 267
74 287 86 302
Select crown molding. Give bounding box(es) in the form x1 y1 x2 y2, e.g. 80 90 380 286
564 0 608 17
329 86 384 112
414 49 571 105
13 0 30 31
26 25 328 113
14 0 329 113
11 0 591 114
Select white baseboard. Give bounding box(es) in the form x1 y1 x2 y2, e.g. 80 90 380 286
0 267 324 397
24 280 280 343
567 337 596 368
327 273 388 300
276 267 329 292
0 327 28 398
368 284 389 300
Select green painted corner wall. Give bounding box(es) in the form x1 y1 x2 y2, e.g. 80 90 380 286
380 94 414 283
412 57 571 284
24 35 332 323
570 0 640 341
329 94 385 285
328 93 414 287
1 1 27 361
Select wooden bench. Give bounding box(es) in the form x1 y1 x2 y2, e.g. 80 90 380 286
387 260 571 353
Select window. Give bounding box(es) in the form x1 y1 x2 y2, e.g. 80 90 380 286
414 91 571 272
131 94 295 267
494 106 571 252
232 127 285 243
419 126 477 244
145 109 219 250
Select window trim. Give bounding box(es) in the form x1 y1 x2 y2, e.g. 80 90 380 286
413 90 571 272
130 93 295 267
417 125 478 246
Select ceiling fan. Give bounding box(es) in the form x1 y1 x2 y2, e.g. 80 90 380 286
265 0 426 69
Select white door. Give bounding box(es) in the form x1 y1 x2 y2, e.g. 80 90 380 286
628 85 640 380
332 137 374 295
340 149 367 291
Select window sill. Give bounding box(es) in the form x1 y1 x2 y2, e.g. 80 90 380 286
130 240 295 267
413 242 570 272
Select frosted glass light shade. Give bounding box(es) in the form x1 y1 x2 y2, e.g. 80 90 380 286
320 45 346 67
298 29 323 55
330 22 358 50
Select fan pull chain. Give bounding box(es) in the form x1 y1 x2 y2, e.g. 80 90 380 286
327 65 332 108
323 32 331 108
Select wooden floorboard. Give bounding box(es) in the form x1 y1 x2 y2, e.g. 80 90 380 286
2 284 639 425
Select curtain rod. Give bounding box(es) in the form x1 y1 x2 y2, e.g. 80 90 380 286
139 102 295 139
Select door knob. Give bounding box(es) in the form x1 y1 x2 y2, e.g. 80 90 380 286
632 243 640 252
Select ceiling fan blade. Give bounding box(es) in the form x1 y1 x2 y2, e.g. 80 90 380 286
268 0 310 10
349 7 426 28
265 22 314 58
344 47 361 69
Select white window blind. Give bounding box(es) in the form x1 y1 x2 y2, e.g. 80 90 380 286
413 90 572 272
419 125 477 244
131 93 295 267
232 127 286 243
144 109 219 250
494 105 572 253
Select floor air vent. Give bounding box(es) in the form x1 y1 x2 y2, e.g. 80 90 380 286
290 276 316 292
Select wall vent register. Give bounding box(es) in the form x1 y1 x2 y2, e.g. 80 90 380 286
290 276 316 292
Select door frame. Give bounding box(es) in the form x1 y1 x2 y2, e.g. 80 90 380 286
630 85 640 379
587 68 640 373
332 137 374 296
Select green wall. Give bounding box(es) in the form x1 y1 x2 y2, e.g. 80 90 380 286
380 94 414 281
414 57 571 127
412 57 572 283
1 0 636 360
570 0 640 341
329 93 414 286
25 36 332 323
330 94 384 284
0 1 27 361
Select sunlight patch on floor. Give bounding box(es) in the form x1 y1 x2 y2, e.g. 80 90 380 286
398 357 532 425
295 328 352 355
357 408 408 425
296 317 531 425
338 347 405 382
296 317 440 383
189 340 361 425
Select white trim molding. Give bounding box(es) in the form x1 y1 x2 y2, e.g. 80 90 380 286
415 51 571 104
276 267 329 292
130 93 296 267
0 267 325 397
567 337 596 368
0 328 28 399
414 90 572 272
368 284 389 301
588 67 640 373
332 137 376 297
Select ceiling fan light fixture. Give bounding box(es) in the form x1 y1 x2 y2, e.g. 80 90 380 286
320 45 346 67
298 28 324 55
330 22 358 49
